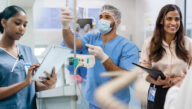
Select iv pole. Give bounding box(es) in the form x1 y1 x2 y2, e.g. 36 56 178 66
73 0 77 58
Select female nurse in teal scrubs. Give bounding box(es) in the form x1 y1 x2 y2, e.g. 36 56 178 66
0 5 57 109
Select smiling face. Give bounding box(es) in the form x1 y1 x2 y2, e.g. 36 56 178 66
2 11 27 40
162 10 180 36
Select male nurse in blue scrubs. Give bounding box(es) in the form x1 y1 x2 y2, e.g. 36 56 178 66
60 4 139 109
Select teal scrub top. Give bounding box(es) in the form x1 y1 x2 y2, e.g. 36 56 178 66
78 32 139 108
0 44 38 109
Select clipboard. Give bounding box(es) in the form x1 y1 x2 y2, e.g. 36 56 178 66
32 45 71 81
132 63 166 80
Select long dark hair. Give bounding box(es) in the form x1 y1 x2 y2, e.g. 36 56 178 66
0 5 26 33
149 4 189 63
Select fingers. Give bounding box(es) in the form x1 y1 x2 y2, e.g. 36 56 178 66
60 16 73 22
60 8 73 28
60 8 73 19
163 85 171 88
171 76 184 85
60 14 73 19
31 63 40 66
146 75 156 84
44 71 51 79
30 63 40 69
40 67 56 80
156 76 170 86
52 67 56 78
156 76 163 84
28 63 40 74
39 77 50 86
61 16 73 20
86 44 97 55
39 67 57 88
156 74 185 88
157 76 161 81
85 44 96 49
39 77 48 82
25 63 40 85
61 8 71 15
163 80 173 88
88 48 95 55
86 44 102 53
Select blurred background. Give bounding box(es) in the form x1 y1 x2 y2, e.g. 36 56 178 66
0 0 191 108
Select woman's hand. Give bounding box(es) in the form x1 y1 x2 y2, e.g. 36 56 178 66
39 67 57 89
155 75 170 87
169 74 185 87
146 74 170 87
25 63 40 85
162 74 185 88
174 75 185 87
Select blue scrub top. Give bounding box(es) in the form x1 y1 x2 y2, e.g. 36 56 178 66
61 33 89 79
78 32 139 107
0 44 38 109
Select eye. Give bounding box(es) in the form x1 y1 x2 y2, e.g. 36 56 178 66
105 15 111 19
175 17 180 22
99 15 102 19
15 22 20 25
23 23 27 28
166 17 172 21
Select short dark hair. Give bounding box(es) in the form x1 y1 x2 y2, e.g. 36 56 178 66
0 5 26 33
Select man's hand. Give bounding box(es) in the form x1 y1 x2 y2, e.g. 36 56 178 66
86 44 109 63
60 8 73 29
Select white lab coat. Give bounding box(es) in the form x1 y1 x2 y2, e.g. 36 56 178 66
164 67 192 109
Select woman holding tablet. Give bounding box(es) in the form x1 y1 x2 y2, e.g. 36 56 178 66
0 5 57 109
140 4 192 109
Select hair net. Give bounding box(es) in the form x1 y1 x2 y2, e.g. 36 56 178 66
100 4 121 21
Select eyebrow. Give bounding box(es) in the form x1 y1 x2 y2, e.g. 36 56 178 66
15 18 28 24
105 15 111 17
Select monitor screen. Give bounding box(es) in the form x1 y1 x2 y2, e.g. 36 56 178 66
77 18 93 29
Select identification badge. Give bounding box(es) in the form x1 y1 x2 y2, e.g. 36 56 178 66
24 63 31 75
148 86 156 102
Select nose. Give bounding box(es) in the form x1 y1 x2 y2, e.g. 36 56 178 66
170 20 176 25
19 25 25 32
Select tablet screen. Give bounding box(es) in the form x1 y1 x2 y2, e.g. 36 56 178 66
32 46 71 81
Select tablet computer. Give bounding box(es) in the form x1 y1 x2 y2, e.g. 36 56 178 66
132 63 166 80
32 45 71 81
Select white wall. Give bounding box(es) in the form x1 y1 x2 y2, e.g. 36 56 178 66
186 0 192 36
34 29 63 45
104 0 136 41
18 8 35 49
135 0 176 49
0 0 9 39
135 0 145 50
33 0 136 47
32 0 185 51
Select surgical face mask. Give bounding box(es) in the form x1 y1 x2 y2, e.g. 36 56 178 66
98 19 112 34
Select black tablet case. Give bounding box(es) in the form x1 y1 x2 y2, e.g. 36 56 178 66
132 63 166 80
